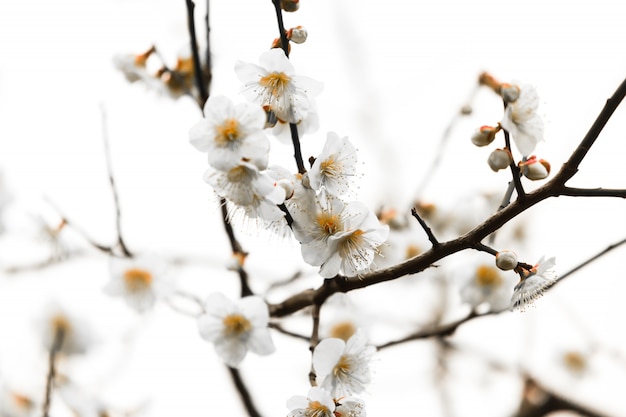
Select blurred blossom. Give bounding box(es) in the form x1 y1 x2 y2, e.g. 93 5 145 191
460 264 515 311
105 255 173 313
37 304 93 356
197 292 275 368
286 387 335 417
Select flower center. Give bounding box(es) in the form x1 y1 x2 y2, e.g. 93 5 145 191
123 268 153 292
215 118 241 146
222 314 251 336
475 265 501 287
333 354 352 378
320 155 342 179
259 72 291 96
563 351 586 373
317 213 342 236
227 165 249 183
51 314 71 336
306 401 332 417
329 321 357 341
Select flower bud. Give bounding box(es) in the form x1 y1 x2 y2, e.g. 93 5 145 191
280 0 299 12
471 125 498 147
500 83 521 103
270 38 291 54
487 148 513 172
276 179 295 200
496 250 518 271
519 156 551 180
286 26 307 44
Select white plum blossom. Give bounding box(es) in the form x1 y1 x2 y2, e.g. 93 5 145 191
510 256 557 311
105 255 172 313
271 102 320 144
460 264 514 311
235 48 323 124
189 95 270 171
335 397 367 417
205 161 285 222
286 387 335 417
294 197 389 278
197 292 275 368
308 132 358 196
313 329 375 397
500 84 544 157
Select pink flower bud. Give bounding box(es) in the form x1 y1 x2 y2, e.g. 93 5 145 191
519 156 551 180
496 250 518 271
286 26 307 44
471 125 498 147
487 148 513 172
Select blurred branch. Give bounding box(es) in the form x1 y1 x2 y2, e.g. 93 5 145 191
42 328 64 417
227 367 263 417
308 303 322 387
269 75 626 318
100 104 133 258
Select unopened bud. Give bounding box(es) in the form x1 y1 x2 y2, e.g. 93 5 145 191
286 26 307 44
280 0 299 12
519 156 551 180
276 179 295 200
496 250 518 271
471 125 499 147
478 72 501 94
487 148 513 172
500 83 521 103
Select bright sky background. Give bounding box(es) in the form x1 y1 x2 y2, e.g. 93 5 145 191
1 0 626 416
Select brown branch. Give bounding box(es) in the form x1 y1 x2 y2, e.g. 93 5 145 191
269 76 626 318
42 328 64 417
561 187 626 198
227 367 263 417
411 207 439 247
308 303 321 386
184 0 209 106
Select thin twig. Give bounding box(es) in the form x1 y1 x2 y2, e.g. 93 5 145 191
503 128 525 200
42 328 64 417
184 0 209 106
100 104 132 257
308 302 322 386
411 207 439 247
226 367 263 417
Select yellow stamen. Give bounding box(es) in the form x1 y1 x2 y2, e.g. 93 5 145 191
215 119 241 146
333 354 352 378
307 400 331 417
320 156 342 179
123 268 153 292
316 213 342 235
259 72 291 96
223 314 252 336
227 165 248 182
475 265 502 286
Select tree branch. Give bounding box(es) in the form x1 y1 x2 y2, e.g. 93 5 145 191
269 76 626 318
227 367 263 417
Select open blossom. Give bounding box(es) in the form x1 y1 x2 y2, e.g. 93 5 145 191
294 197 389 278
313 329 375 397
510 256 557 311
287 387 335 417
500 84 544 157
189 95 270 171
205 161 285 221
271 102 320 144
308 132 358 196
197 292 275 368
105 255 172 313
235 48 323 124
461 264 514 311
335 397 367 417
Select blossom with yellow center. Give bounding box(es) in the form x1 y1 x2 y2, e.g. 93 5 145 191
235 48 322 124
286 387 335 417
197 293 275 368
123 267 153 292
313 330 375 397
189 95 269 171
309 132 358 197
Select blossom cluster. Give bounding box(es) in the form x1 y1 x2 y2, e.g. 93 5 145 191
472 74 550 181
189 48 388 278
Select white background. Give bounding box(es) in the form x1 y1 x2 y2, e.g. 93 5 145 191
1 0 626 416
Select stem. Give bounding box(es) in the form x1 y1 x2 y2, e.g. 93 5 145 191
308 302 321 387
184 0 209 105
227 367 263 417
503 128 525 200
42 328 64 417
411 207 439 247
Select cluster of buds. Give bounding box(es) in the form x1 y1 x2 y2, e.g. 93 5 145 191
472 72 550 181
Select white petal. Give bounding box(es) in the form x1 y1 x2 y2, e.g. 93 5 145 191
258 48 295 75
214 336 247 368
246 328 275 356
197 314 224 342
203 292 236 317
313 338 345 375
238 296 269 327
